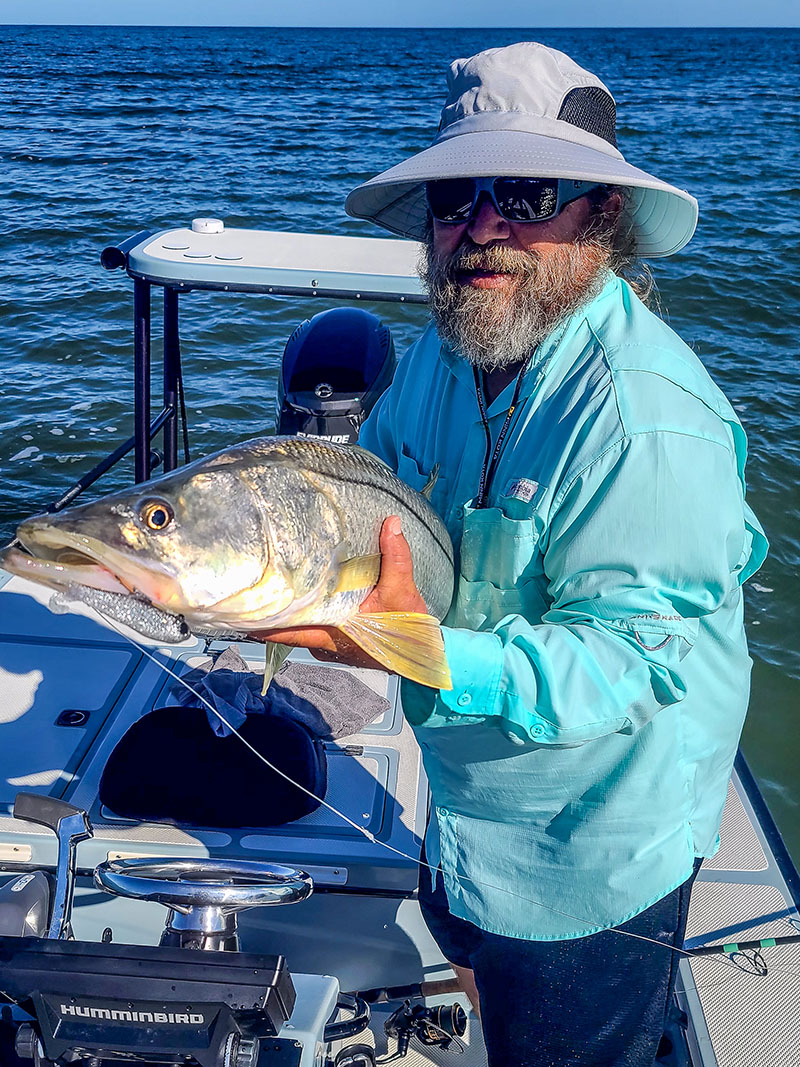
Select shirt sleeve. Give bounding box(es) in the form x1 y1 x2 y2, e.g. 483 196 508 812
358 374 399 469
433 429 764 744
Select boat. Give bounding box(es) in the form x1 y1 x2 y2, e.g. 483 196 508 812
1 219 798 1067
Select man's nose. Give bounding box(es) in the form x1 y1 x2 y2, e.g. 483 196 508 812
467 195 511 245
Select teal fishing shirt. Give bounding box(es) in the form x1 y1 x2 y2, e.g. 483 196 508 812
359 272 768 941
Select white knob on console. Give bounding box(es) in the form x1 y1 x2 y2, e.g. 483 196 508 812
191 218 224 234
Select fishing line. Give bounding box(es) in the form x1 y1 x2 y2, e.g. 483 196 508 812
93 613 776 988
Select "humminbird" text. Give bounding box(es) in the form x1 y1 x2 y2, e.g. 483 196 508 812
60 1005 204 1024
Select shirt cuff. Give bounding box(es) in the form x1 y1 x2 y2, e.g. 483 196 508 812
440 626 504 717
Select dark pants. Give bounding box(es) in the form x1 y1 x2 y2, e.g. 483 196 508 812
419 859 701 1067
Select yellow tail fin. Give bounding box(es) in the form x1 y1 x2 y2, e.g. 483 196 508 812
339 611 452 690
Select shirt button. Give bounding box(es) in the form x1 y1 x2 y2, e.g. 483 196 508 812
456 693 472 707
439 808 449 816
456 506 465 519
530 723 545 737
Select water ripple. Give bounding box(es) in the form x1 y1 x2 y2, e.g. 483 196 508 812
1 22 799 839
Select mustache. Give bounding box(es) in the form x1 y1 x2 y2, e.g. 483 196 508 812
438 242 538 278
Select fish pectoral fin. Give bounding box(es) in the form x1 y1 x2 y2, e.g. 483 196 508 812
261 642 292 696
334 553 382 595
339 611 452 690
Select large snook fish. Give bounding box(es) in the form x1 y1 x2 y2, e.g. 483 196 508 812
1 437 455 689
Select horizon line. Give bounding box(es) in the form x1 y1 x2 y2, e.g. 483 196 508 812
3 22 799 30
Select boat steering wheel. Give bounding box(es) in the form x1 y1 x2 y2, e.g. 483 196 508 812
94 857 313 911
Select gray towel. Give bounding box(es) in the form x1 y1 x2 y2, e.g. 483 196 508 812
170 645 390 739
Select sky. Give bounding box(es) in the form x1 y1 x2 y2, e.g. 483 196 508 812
2 0 799 27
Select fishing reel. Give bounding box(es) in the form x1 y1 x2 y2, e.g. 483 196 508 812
379 1000 466 1062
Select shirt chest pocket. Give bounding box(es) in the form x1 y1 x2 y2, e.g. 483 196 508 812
396 445 450 520
448 501 549 630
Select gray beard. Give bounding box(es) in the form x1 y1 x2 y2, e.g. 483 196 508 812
418 232 612 371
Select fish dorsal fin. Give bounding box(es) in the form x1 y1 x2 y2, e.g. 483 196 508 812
333 553 382 595
420 463 440 501
339 611 452 690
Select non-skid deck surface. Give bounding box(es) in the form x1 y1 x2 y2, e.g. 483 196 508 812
0 573 427 894
680 778 800 1066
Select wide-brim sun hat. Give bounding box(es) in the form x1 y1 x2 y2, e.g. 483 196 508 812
345 42 698 258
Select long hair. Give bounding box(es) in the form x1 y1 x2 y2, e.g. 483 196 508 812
584 186 657 306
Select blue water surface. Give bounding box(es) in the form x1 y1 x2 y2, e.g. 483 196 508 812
1 24 798 848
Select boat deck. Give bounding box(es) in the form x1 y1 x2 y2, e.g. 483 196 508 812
680 775 800 1066
1 568 798 1065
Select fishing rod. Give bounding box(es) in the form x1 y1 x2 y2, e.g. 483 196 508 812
687 931 800 980
94 613 799 988
691 934 800 956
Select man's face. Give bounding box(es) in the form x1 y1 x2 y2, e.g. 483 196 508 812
420 187 616 372
432 193 593 274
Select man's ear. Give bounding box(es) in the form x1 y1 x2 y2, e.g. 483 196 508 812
602 189 624 220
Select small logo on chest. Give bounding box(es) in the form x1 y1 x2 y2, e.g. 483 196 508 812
504 477 541 503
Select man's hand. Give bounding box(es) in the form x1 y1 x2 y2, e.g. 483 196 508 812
358 515 428 615
248 516 427 670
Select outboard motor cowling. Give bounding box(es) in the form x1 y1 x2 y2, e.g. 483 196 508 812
0 872 50 938
277 308 396 443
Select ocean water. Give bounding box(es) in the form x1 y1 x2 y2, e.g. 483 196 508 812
1 26 799 851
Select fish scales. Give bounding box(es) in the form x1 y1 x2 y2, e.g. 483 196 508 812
251 438 453 619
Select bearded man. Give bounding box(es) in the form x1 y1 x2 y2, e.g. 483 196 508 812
262 42 767 1066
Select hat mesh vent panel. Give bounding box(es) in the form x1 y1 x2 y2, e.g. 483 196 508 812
557 87 617 148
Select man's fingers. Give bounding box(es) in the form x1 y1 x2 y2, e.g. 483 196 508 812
378 516 416 586
380 515 414 569
360 516 428 616
384 515 402 538
256 518 426 638
248 626 339 651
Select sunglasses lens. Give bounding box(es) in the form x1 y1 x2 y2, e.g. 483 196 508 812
426 179 478 223
426 178 567 223
493 178 559 221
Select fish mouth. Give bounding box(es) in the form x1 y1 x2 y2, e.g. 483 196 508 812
2 525 144 596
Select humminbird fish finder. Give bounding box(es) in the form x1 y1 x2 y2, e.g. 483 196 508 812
0 937 295 1067
0 794 372 1067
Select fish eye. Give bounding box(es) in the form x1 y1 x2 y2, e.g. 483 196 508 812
139 499 174 532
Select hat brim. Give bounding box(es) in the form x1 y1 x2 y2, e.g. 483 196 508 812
345 131 698 258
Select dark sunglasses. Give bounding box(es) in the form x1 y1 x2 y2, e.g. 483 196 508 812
425 176 604 225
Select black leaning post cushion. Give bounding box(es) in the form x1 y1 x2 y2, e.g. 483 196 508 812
13 793 85 832
98 706 327 828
